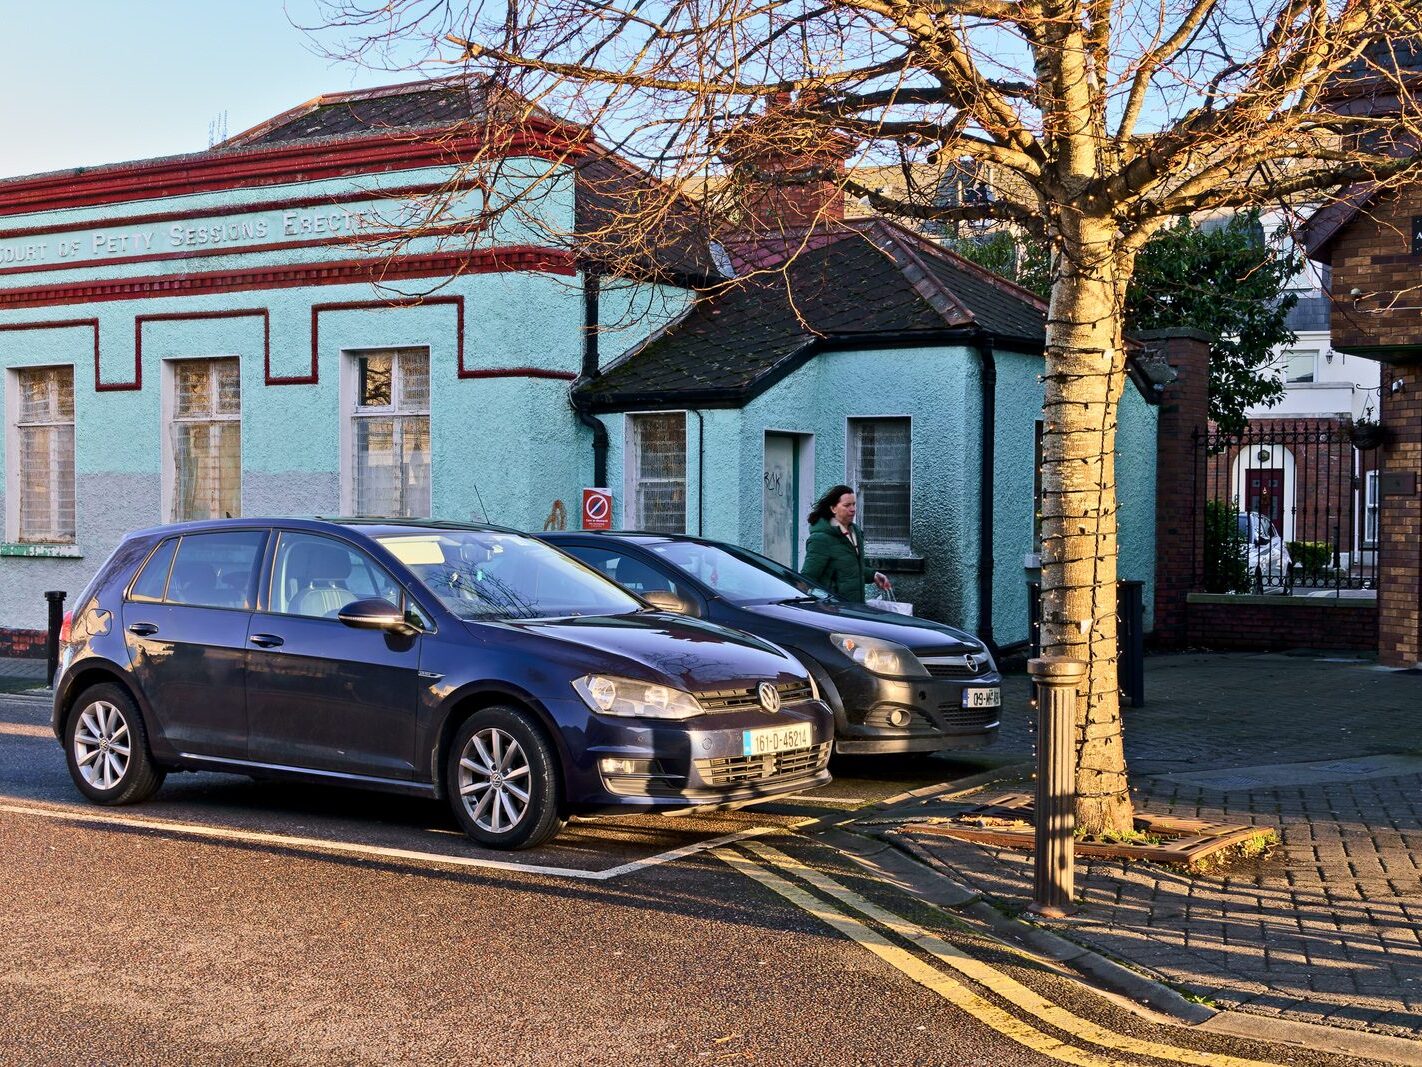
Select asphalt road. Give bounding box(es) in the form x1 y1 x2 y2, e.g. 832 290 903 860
0 690 1402 1067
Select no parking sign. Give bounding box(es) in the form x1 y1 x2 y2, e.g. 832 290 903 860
582 488 613 530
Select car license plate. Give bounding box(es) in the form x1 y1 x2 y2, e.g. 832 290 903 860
743 722 812 756
962 688 1001 708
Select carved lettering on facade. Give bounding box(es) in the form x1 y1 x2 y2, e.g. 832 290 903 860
0 205 398 270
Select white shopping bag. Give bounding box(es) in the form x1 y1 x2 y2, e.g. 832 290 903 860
865 582 913 615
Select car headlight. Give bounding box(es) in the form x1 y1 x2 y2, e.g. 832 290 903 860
829 634 928 678
572 674 704 720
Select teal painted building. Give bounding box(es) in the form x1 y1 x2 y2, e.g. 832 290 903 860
582 220 1160 647
0 77 1158 648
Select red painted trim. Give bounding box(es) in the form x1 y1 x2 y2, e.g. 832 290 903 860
0 129 573 219
312 297 576 382
462 368 579 381
0 318 103 389
0 222 487 281
0 181 456 242
310 297 461 387
0 247 578 310
135 309 271 389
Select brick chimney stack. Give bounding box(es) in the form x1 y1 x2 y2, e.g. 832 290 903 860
721 92 855 232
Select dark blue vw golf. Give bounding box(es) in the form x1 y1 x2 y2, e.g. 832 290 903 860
51 518 832 849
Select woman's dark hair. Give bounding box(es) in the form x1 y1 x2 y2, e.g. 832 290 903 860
808 484 855 527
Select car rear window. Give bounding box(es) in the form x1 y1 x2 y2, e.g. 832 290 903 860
163 531 267 610
129 538 179 603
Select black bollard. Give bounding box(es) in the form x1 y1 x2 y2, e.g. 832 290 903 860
44 590 66 686
1027 656 1085 918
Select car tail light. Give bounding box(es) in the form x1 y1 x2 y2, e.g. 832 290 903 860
58 611 73 643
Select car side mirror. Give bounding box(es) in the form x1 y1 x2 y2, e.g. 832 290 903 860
338 597 419 636
642 590 700 617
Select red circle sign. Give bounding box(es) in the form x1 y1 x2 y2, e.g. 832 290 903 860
582 488 613 530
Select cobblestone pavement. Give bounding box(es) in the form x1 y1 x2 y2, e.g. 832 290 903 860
899 651 1422 1037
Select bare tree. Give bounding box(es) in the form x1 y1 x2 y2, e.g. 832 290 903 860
311 0 1422 834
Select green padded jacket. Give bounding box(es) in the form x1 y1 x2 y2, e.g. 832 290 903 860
801 518 871 602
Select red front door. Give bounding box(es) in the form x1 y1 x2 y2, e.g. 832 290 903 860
1245 468 1285 529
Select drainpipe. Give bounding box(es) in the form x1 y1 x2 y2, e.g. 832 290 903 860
977 337 997 653
692 409 705 535
572 270 609 487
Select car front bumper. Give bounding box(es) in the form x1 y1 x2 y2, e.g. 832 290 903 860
567 699 834 815
828 668 1002 755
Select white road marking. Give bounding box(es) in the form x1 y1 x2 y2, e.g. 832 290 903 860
0 798 781 881
0 723 51 739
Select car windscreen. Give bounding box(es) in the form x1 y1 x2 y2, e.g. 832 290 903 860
377 530 643 621
646 541 834 604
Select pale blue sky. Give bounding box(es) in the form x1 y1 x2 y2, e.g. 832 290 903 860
0 1 433 180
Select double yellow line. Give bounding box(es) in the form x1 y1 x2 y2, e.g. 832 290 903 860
720 842 1284 1067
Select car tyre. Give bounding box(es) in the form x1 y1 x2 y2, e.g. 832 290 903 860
446 706 565 850
64 683 166 805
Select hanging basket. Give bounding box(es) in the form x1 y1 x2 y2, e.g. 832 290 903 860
1349 422 1389 451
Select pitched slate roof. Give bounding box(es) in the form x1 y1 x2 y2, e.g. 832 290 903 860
220 81 489 147
577 218 1047 410
219 78 718 285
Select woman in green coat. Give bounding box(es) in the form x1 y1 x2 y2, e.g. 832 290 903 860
801 484 890 603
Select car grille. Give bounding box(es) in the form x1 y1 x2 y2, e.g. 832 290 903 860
696 742 831 785
697 681 815 713
935 702 1000 730
922 656 986 680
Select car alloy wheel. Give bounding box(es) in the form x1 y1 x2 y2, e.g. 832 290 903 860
74 700 132 790
445 706 566 850
457 726 532 833
64 683 165 806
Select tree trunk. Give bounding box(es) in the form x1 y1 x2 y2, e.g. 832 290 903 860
1040 216 1135 837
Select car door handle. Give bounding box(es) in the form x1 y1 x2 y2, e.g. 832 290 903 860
249 633 285 648
127 622 159 637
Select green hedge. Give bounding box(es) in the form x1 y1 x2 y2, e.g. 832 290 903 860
1287 540 1331 579
1203 500 1249 593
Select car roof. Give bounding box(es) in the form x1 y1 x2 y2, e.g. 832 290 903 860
545 530 698 545
124 516 523 540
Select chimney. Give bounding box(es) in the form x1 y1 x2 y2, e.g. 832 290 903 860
720 92 855 232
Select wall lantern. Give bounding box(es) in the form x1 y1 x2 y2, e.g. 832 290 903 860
1257 448 1273 463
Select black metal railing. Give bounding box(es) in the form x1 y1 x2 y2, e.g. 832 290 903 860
1193 424 1380 594
1027 580 1144 707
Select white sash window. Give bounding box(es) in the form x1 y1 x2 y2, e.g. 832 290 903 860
352 349 430 518
169 359 242 522
12 366 76 543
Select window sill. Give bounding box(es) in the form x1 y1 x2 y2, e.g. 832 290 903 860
865 554 925 575
0 542 83 559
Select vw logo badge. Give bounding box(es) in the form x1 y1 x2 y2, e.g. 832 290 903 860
758 682 781 713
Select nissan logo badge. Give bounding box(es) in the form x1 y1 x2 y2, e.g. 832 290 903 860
758 682 781 713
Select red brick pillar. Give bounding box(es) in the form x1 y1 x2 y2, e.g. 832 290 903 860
1139 329 1211 649
1377 363 1422 667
